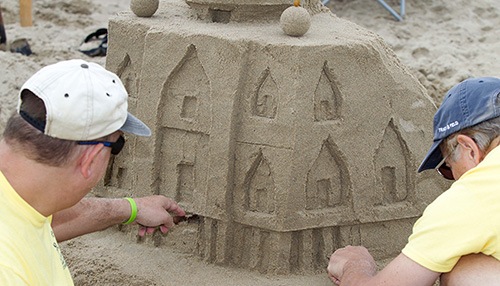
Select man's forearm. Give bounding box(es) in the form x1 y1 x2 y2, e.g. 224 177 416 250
51 197 130 242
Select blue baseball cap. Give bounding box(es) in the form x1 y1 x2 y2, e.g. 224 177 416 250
418 77 500 172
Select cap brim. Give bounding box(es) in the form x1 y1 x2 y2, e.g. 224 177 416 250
120 113 151 137
417 139 444 172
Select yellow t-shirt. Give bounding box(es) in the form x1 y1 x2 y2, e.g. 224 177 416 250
402 146 500 273
0 171 74 285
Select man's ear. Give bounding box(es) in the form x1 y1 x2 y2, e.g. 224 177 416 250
456 134 482 165
78 144 105 179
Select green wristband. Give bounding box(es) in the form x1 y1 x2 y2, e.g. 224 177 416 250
122 197 137 225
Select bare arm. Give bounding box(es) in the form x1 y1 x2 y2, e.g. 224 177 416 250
327 246 440 286
51 197 128 242
51 196 185 242
441 254 500 286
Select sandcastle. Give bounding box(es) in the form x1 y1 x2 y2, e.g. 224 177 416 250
97 0 448 274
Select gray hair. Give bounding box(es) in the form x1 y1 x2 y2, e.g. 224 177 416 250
442 116 500 161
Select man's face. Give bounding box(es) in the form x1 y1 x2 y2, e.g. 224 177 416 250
439 134 493 181
96 131 124 180
78 131 124 197
444 148 476 180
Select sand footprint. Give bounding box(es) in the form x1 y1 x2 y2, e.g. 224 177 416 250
411 47 430 60
478 26 495 43
473 7 498 19
429 4 451 15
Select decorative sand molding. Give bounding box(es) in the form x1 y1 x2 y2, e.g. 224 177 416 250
98 0 449 274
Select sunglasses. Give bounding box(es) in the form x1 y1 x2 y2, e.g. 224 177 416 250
436 156 454 180
77 135 125 155
435 145 457 180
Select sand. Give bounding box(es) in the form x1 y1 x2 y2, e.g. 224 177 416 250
0 0 498 285
328 0 500 104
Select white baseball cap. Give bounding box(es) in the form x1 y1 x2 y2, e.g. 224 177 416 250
17 59 151 140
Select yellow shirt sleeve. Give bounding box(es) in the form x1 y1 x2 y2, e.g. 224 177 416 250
403 180 497 273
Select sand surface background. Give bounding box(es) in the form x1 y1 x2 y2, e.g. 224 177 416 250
0 0 498 285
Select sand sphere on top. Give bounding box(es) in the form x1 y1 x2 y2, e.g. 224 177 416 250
130 0 159 17
280 4 311 37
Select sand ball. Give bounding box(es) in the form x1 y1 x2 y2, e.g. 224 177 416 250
130 0 159 17
280 6 311 37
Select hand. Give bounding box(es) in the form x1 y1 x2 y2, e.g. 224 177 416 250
327 245 376 285
132 195 186 237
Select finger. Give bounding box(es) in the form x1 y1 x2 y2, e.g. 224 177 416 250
160 225 169 233
160 197 186 216
169 205 186 217
163 215 175 229
173 215 186 224
138 226 147 237
327 270 338 281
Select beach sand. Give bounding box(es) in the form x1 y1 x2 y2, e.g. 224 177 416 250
0 0 498 284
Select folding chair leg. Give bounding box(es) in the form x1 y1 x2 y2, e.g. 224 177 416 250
376 0 405 21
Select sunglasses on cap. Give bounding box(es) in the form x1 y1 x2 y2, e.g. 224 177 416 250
77 135 125 155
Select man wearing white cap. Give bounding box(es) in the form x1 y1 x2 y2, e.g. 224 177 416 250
0 60 185 284
327 77 500 285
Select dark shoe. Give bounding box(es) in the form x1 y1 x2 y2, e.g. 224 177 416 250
10 38 32 56
79 28 108 57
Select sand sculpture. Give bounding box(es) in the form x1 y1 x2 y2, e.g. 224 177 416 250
280 0 311 37
99 0 449 274
130 0 160 17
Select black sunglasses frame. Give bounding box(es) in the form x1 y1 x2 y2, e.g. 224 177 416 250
77 135 125 155
435 146 457 180
436 159 454 180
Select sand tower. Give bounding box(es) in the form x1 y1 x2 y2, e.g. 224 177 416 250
98 0 448 274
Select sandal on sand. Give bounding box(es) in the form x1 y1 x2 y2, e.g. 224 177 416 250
78 28 108 57
10 38 32 56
